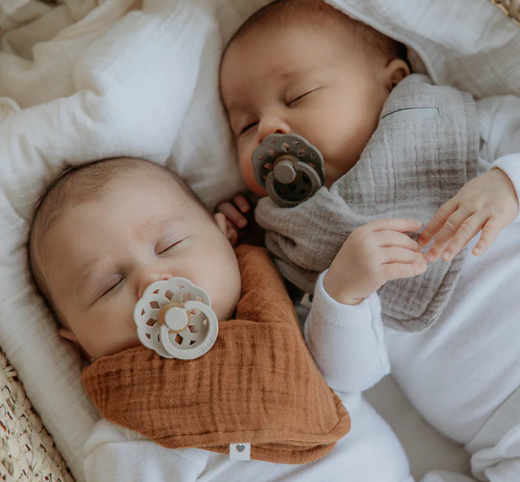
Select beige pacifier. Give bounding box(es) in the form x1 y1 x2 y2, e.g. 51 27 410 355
134 278 219 360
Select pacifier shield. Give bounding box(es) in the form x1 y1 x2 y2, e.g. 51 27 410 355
134 278 219 360
251 133 325 207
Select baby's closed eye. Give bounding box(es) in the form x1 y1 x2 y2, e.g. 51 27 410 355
97 275 125 300
286 88 320 106
240 121 258 135
155 236 184 256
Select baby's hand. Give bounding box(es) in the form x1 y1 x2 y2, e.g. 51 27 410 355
418 169 519 261
324 219 428 305
215 194 251 246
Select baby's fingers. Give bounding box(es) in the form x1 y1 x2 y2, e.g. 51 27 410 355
472 217 501 256
383 262 428 282
437 213 485 261
382 247 428 265
418 201 457 248
216 201 248 229
233 194 251 214
424 209 469 261
370 218 422 233
377 230 422 252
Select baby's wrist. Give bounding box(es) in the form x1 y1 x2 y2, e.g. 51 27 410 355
323 271 364 306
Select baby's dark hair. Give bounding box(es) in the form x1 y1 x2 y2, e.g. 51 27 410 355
27 157 206 326
227 0 408 65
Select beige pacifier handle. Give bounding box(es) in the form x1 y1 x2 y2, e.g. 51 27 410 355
158 301 191 333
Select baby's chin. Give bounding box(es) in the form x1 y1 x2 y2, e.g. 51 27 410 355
210 278 241 321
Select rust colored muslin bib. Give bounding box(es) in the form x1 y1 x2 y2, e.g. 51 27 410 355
81 245 350 464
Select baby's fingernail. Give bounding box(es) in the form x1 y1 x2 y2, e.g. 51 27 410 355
441 250 451 261
473 247 480 255
237 218 247 228
420 264 428 271
426 252 435 262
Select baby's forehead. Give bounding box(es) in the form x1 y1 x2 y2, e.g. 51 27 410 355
30 159 200 266
222 2 398 83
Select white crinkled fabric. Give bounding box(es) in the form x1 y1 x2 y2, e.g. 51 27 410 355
0 0 518 481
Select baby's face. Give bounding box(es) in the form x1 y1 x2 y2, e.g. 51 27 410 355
220 22 404 194
42 175 241 361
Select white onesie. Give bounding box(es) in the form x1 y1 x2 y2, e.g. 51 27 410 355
83 275 414 482
307 94 520 482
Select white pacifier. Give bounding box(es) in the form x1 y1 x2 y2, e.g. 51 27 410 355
133 278 219 360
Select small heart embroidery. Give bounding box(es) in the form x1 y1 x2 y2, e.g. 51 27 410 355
236 445 245 452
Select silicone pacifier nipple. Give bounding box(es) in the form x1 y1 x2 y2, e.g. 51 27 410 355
252 133 326 207
134 278 219 360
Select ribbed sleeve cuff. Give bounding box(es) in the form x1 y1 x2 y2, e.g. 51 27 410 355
311 271 381 327
491 154 520 223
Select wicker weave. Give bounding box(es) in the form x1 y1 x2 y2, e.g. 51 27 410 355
491 0 520 25
0 349 74 482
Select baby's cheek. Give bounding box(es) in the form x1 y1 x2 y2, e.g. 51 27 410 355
239 153 267 197
85 302 141 360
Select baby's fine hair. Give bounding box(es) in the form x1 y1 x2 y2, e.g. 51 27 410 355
27 157 206 325
228 0 408 64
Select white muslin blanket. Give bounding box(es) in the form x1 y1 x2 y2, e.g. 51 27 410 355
0 0 519 481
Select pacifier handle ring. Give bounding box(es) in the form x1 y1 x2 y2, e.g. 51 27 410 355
266 160 323 207
160 300 219 360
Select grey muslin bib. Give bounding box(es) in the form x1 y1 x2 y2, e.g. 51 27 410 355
255 74 479 332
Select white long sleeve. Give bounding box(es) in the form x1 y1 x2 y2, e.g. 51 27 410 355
477 95 520 222
84 419 203 482
304 270 390 394
383 95 520 481
84 409 414 482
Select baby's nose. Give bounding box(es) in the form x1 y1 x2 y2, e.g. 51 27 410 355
259 128 286 144
257 115 290 144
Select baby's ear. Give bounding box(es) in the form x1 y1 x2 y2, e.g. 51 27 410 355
385 59 410 90
59 327 78 344
59 328 92 362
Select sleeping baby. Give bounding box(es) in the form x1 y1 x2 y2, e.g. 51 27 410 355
27 157 417 482
219 0 520 480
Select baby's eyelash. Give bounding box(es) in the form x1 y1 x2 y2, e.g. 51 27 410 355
288 92 310 106
156 238 184 256
287 88 319 106
240 121 258 135
100 276 124 298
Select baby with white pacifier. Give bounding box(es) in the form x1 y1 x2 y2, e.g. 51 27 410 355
28 157 415 482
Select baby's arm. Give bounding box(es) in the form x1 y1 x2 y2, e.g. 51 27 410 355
305 218 427 393
419 95 520 261
84 420 200 482
304 275 388 393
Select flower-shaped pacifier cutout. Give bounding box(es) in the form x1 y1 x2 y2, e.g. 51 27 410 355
134 278 219 360
252 133 326 207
